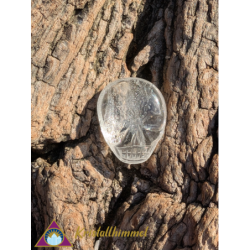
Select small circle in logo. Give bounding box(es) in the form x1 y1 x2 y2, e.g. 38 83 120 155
44 228 64 246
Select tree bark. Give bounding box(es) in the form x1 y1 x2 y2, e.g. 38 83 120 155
31 0 218 249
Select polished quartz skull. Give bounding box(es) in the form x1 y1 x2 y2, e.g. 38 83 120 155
97 77 167 164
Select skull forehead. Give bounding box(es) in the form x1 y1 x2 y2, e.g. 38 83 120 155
112 80 131 96
108 80 157 110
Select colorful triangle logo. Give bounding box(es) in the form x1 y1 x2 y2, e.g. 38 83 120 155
35 220 73 247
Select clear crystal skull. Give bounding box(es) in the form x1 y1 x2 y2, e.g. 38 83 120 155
97 77 167 164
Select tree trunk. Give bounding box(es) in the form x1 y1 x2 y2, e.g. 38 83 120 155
31 0 218 249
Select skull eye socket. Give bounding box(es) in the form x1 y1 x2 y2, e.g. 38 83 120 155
141 95 164 131
143 116 163 130
142 129 161 144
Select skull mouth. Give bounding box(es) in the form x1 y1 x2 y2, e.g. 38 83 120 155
116 145 151 163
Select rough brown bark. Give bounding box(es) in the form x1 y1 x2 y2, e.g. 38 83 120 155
31 0 218 249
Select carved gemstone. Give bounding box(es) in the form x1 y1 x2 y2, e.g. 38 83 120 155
97 77 167 164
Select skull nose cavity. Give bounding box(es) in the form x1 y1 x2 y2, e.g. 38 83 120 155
130 119 142 132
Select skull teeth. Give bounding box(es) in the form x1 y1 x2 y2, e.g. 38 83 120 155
118 146 151 160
